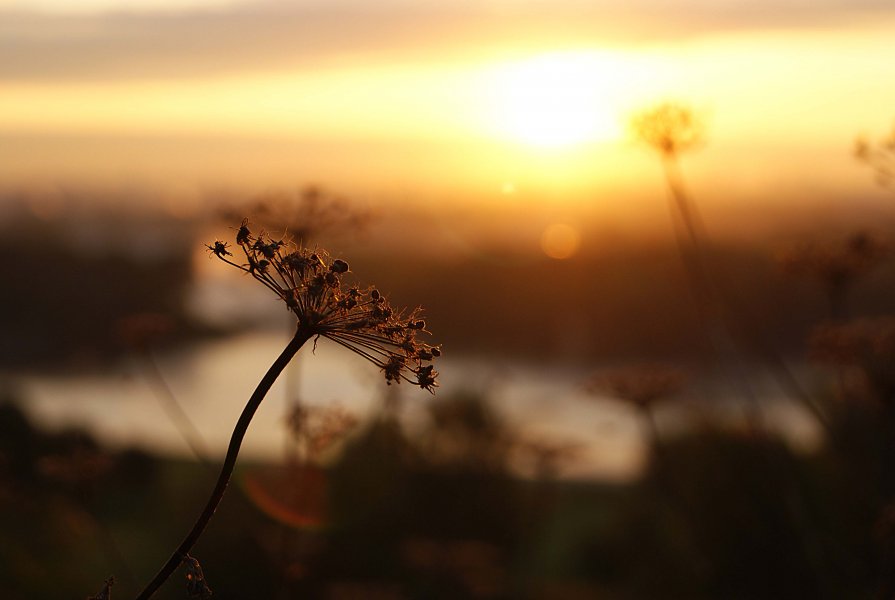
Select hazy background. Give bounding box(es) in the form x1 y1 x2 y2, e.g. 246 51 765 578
3 0 895 205
2 2 895 597
2 0 895 475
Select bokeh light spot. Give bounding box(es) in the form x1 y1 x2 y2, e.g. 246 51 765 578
540 223 581 259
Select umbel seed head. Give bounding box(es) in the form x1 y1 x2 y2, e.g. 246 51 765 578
207 220 440 392
631 102 704 157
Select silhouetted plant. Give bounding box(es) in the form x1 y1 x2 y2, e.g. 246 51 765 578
209 220 439 390
630 102 719 360
420 392 516 473
809 315 895 597
779 231 889 320
285 403 360 464
809 316 895 405
587 365 686 450
630 102 707 257
588 366 686 412
630 102 773 430
855 123 895 190
131 220 439 599
87 576 114 600
222 186 372 474
511 436 582 481
221 185 370 245
632 102 833 432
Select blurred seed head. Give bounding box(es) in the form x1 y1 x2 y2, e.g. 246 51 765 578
778 231 889 288
285 404 360 462
809 317 895 366
586 365 687 410
809 317 895 405
511 437 582 480
631 102 704 157
220 185 371 244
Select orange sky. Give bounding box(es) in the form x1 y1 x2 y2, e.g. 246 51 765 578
1 1 894 211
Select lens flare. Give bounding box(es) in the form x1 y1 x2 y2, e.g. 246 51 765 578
541 223 581 259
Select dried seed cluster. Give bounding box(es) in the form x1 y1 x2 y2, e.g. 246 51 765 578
208 220 439 392
587 366 686 409
631 102 704 157
778 231 889 287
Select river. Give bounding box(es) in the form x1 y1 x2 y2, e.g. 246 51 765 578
13 329 823 481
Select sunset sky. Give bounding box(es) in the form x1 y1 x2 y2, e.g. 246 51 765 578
2 0 895 207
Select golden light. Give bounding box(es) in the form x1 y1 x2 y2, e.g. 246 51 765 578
541 223 581 259
488 51 627 149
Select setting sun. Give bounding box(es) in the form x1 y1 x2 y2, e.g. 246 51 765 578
488 52 627 148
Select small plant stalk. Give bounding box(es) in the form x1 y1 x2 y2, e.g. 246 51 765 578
128 220 439 597
135 326 312 600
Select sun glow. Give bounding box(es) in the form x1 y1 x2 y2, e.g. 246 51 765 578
488 51 631 149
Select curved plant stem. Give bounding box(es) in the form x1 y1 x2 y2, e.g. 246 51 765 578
135 327 312 600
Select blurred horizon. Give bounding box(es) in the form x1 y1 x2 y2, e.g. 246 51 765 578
2 0 895 218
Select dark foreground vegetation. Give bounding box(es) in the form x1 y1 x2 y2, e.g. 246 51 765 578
3 379 895 599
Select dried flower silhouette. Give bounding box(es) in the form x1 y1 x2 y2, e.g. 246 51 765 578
631 101 830 432
630 101 711 279
133 220 439 599
208 220 440 391
219 187 373 479
629 103 765 424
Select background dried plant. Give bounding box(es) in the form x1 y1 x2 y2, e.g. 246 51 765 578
630 102 705 158
219 185 370 245
855 124 895 190
778 231 889 320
